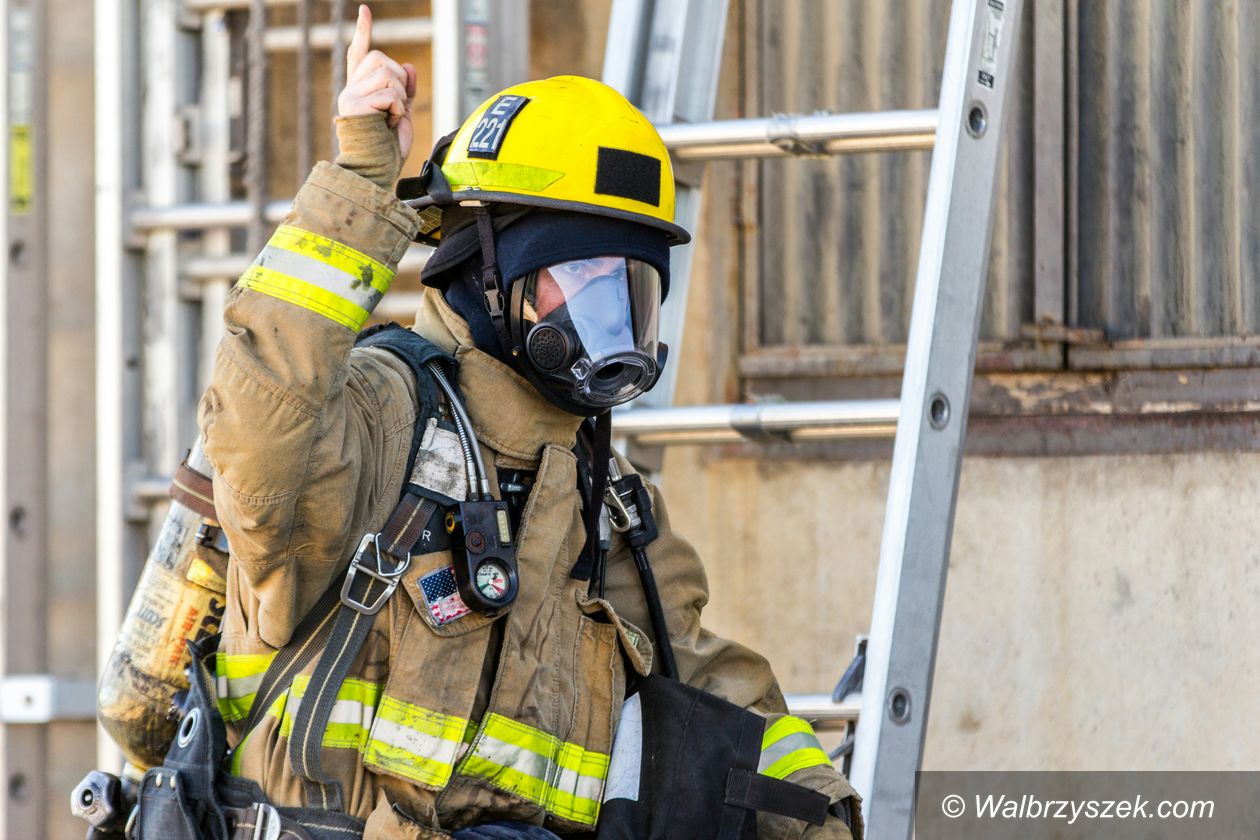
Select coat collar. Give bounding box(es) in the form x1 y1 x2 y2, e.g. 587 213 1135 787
412 287 583 463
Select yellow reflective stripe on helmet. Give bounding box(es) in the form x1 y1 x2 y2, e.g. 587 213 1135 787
462 713 608 826
759 715 833 780
443 160 565 193
236 225 394 331
215 651 276 723
363 695 472 789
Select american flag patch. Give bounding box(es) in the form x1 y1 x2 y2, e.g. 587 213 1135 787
419 565 472 626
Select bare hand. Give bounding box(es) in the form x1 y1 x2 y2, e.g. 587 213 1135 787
336 4 418 160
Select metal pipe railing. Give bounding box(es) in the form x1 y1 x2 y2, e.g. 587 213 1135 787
130 199 291 232
264 18 432 51
186 0 299 9
132 399 901 508
658 109 938 161
611 400 900 445
182 244 434 281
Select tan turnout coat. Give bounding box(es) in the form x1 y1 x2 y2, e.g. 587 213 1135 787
200 162 860 839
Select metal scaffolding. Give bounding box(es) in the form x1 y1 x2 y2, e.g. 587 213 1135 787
93 0 530 777
1 1 50 834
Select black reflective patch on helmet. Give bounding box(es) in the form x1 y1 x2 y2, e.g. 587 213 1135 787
594 147 661 207
467 95 530 160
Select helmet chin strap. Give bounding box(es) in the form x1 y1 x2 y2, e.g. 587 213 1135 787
474 205 515 358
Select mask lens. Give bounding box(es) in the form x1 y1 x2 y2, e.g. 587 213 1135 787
518 257 662 407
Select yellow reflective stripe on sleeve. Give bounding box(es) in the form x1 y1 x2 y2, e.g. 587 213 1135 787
215 651 276 723
227 673 383 764
363 695 472 789
236 224 395 331
759 715 833 780
267 225 393 291
463 713 609 826
238 265 375 332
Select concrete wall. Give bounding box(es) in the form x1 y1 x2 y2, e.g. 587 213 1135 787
658 445 1260 770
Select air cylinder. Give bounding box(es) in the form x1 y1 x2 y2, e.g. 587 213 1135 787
96 439 228 769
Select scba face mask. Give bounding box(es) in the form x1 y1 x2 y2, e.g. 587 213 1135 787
509 256 665 413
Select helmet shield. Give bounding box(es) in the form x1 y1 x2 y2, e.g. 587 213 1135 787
516 257 661 409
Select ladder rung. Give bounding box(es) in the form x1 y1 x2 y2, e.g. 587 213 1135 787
129 111 936 234
658 110 938 162
785 693 861 730
611 400 899 445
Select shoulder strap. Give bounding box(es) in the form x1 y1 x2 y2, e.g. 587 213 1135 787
355 322 457 426
231 325 453 809
287 491 438 811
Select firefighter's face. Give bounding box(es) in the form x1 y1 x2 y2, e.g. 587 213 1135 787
532 257 627 319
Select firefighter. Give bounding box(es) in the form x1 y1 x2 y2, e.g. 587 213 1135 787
198 5 861 837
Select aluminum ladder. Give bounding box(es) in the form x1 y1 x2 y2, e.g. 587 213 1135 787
602 1 1024 836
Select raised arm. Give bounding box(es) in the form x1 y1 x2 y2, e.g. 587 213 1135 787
198 5 421 648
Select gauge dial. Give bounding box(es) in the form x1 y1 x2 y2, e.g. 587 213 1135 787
475 561 511 602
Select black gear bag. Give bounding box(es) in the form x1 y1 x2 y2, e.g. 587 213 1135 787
585 468 838 839
595 674 831 839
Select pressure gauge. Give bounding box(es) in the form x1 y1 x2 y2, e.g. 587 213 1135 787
447 499 519 614
475 560 513 603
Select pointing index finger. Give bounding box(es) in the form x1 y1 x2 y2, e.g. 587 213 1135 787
346 4 372 79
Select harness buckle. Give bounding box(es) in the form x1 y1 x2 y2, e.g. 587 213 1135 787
251 802 281 840
340 533 411 616
484 286 505 318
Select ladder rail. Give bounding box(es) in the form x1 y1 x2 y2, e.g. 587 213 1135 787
849 1 1024 836
610 400 899 445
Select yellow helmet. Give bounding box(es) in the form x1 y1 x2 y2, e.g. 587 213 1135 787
408 75 689 245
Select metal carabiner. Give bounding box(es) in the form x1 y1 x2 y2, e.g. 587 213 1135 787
604 484 636 533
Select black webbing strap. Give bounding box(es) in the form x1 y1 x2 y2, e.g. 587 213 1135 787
724 768 831 827
239 581 342 738
288 492 438 811
474 205 515 359
570 411 612 582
